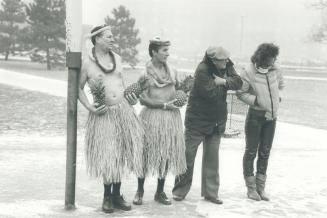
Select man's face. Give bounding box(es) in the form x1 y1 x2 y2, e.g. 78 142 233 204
212 58 228 70
153 46 170 63
96 30 114 50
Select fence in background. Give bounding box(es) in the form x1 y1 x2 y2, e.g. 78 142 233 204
224 91 248 137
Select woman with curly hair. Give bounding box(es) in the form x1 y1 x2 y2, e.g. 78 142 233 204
236 43 285 201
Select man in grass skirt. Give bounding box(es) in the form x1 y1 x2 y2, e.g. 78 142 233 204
78 24 144 213
125 37 187 206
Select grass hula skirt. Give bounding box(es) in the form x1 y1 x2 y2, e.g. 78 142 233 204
85 79 145 183
140 107 186 178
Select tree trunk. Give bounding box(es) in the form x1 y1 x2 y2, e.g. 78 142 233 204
46 36 51 70
46 47 51 70
5 51 9 61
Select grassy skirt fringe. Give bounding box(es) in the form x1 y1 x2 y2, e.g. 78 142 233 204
139 107 186 178
84 100 145 183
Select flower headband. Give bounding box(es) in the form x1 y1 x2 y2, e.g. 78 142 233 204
85 25 111 39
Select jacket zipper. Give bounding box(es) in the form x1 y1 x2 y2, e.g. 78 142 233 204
265 74 274 118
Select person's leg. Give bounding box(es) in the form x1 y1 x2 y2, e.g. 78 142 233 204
154 177 171 205
172 127 204 200
104 183 112 198
133 177 145 205
102 178 114 213
201 131 223 204
256 119 276 201
243 111 263 201
112 182 131 211
155 162 171 205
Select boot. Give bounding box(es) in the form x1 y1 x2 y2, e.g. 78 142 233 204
245 176 261 201
256 173 270 201
112 195 132 211
133 191 144 205
102 195 114 213
154 192 171 205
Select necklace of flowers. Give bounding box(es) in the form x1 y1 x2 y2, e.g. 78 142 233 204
92 47 116 74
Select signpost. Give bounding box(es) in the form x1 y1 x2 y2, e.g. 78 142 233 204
65 0 82 210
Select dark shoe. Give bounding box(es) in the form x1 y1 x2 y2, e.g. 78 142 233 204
204 196 223 205
133 191 144 205
172 194 185 201
113 195 132 211
245 176 261 201
102 196 114 213
154 192 171 205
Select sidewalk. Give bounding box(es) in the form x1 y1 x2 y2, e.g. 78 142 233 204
1 69 327 217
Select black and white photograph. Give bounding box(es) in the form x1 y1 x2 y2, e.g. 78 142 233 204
0 0 326 217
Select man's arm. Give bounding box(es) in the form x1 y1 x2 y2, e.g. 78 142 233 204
139 92 178 110
195 68 225 100
225 66 243 90
78 62 107 115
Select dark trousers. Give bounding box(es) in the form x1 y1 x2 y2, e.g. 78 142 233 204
243 109 276 177
172 127 221 199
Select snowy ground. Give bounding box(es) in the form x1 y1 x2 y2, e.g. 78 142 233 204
0 69 327 217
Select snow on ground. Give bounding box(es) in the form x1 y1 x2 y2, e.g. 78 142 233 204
1 123 326 218
1 69 327 217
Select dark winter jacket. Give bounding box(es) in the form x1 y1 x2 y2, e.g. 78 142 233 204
185 59 243 135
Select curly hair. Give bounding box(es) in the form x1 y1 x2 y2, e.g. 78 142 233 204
251 43 279 66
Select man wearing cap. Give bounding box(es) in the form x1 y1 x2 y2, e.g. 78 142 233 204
172 46 242 204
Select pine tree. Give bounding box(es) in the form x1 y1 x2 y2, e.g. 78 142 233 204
24 0 65 70
105 5 141 67
312 0 327 43
0 0 26 60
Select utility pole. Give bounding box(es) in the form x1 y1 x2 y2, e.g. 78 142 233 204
65 0 82 210
240 15 244 56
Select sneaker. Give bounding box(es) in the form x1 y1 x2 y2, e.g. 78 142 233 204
204 196 223 205
113 195 132 211
102 196 114 213
154 192 171 205
133 191 144 205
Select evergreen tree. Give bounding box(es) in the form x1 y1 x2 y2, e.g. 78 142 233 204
25 0 65 70
312 0 327 43
0 0 26 60
105 5 141 67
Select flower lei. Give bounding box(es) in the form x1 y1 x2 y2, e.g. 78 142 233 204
92 47 116 74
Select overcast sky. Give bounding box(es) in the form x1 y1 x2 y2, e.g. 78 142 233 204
82 0 325 63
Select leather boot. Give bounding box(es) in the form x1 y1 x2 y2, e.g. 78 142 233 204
256 173 270 201
245 176 261 201
102 195 114 213
133 191 144 205
154 192 171 205
113 195 132 211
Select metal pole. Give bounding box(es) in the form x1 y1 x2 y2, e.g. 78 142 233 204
240 16 244 55
229 92 233 129
65 0 82 210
